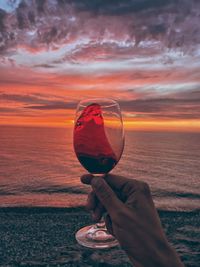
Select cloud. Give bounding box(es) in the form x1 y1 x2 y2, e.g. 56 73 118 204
1 89 199 121
0 1 199 128
0 0 200 58
0 93 46 103
120 89 200 119
25 102 77 110
0 107 18 113
0 92 77 109
71 0 172 15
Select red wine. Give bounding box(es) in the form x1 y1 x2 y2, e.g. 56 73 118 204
77 154 116 174
74 103 117 174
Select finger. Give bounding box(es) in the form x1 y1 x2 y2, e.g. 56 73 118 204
81 174 93 185
86 190 97 210
104 174 139 191
91 176 123 216
81 174 139 195
92 201 105 222
81 174 142 202
104 174 142 197
105 214 114 236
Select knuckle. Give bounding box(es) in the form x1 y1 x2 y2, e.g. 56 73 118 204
122 179 136 194
138 182 151 197
92 177 103 191
126 179 135 187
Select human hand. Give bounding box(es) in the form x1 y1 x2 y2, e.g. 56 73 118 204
81 174 184 267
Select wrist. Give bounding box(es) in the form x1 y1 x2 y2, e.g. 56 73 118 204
153 240 184 267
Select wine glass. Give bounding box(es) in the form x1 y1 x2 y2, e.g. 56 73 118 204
73 98 125 249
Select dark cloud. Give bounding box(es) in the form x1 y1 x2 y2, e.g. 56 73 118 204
0 9 6 32
0 0 199 55
35 0 46 14
0 107 18 113
1 90 200 121
34 64 55 68
120 90 200 119
4 90 197 120
29 96 200 119
0 92 77 110
172 89 200 100
71 0 173 15
27 10 35 24
149 23 166 36
16 9 30 29
25 101 77 110
0 93 47 104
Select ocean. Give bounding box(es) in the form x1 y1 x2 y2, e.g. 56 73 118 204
0 125 199 210
0 125 199 266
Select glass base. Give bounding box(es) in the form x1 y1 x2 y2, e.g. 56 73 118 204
75 223 119 249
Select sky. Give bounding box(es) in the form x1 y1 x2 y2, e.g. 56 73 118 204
0 0 200 131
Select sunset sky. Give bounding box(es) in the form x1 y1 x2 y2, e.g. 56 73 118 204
0 0 200 131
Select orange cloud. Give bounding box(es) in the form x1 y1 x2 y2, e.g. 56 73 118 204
1 57 200 132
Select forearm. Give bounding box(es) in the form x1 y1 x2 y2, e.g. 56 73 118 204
154 243 184 267
128 240 184 267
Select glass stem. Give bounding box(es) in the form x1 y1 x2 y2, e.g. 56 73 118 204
96 218 105 228
93 175 106 229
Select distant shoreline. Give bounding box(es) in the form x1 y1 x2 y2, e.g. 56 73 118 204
0 206 199 215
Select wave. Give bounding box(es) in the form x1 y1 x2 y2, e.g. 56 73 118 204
0 188 18 196
158 209 200 215
153 189 200 200
22 185 88 195
0 185 88 196
1 186 199 199
1 185 200 212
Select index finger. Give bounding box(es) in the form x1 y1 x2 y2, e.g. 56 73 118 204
81 174 140 193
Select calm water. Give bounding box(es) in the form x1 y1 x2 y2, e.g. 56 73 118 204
0 125 199 210
0 125 199 266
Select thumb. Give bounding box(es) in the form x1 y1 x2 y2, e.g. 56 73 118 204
91 176 122 217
